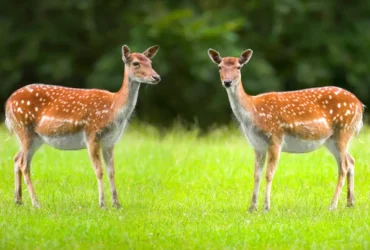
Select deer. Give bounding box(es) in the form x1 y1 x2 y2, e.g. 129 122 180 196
208 48 364 211
5 44 161 208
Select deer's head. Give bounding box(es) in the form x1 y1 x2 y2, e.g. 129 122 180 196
122 45 161 84
208 48 253 88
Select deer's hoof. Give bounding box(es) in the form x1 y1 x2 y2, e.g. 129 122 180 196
113 202 122 209
248 206 257 213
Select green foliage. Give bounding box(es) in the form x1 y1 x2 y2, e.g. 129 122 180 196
0 125 370 249
1 1 369 128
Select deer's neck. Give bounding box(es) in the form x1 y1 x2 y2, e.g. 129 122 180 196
226 80 255 123
113 68 141 117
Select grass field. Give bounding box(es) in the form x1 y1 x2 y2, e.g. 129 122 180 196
0 124 369 249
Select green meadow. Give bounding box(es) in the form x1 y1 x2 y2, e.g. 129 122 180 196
0 124 369 249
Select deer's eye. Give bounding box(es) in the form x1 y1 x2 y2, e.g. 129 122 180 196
218 66 222 70
133 62 140 67
237 66 241 70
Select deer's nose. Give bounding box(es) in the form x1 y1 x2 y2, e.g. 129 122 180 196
152 75 161 82
223 80 232 88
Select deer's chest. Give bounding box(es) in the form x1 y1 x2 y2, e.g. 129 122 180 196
229 97 269 151
96 91 138 147
240 123 269 151
98 113 129 147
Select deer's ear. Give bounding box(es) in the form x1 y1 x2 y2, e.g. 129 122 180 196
239 49 253 65
208 49 222 64
122 45 131 62
143 45 160 59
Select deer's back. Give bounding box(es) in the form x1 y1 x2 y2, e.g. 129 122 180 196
6 84 116 137
249 86 363 139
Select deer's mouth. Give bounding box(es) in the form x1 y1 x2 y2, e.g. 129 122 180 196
149 76 161 84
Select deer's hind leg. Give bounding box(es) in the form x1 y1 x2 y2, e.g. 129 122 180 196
346 152 355 207
325 133 352 210
14 151 23 204
14 129 43 208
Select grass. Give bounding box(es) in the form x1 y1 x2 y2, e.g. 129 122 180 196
0 123 370 249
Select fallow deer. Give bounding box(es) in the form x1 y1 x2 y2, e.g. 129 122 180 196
208 48 364 211
5 45 161 208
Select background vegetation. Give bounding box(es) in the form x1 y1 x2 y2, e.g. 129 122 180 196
1 0 369 129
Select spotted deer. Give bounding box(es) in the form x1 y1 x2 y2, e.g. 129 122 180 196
208 48 364 211
5 45 161 208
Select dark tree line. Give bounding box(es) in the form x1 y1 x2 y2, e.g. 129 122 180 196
1 0 369 129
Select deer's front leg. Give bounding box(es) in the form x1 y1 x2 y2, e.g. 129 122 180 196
248 150 266 212
103 146 121 208
264 143 281 211
87 141 105 208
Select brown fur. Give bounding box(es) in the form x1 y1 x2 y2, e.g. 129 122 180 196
208 48 364 211
5 45 160 208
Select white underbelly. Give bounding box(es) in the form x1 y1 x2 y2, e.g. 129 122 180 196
282 135 328 153
39 132 86 150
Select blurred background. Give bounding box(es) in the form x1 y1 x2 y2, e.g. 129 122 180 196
1 0 369 130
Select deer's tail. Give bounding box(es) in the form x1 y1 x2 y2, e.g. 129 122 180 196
5 117 13 136
4 103 14 141
354 104 365 144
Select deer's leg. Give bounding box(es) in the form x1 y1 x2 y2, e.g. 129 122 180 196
264 143 281 211
18 135 42 208
248 150 267 212
14 151 23 204
87 141 105 208
103 146 121 208
325 138 350 210
346 153 355 207
330 153 348 210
